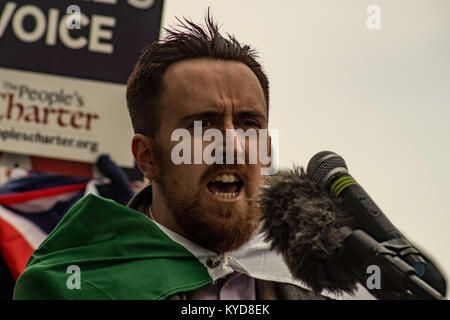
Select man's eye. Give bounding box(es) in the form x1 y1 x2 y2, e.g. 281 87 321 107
192 120 211 128
242 120 261 128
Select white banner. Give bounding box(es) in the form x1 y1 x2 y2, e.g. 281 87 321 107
0 67 134 167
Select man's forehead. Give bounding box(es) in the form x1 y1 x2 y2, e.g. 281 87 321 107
163 58 256 85
159 58 267 118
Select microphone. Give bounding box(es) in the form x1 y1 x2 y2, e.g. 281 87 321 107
258 152 444 298
306 151 426 276
258 166 360 295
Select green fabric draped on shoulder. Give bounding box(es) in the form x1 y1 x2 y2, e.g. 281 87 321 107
13 194 212 300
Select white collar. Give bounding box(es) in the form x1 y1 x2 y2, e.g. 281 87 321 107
146 206 374 299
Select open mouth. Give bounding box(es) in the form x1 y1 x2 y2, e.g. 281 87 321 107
206 173 243 200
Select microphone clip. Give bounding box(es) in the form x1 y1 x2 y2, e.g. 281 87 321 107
340 227 444 300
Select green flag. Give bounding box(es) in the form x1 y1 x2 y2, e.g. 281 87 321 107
13 194 212 300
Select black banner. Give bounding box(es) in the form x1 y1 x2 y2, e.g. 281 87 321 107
0 0 164 84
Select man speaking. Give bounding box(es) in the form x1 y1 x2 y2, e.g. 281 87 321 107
13 12 372 300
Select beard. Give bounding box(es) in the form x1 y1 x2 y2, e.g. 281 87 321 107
155 156 262 253
165 186 260 253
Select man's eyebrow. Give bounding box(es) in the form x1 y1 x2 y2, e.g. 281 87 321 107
180 110 267 124
180 111 222 123
234 111 267 122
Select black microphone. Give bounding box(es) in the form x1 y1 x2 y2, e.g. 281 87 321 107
258 166 360 295
306 151 426 277
258 164 445 299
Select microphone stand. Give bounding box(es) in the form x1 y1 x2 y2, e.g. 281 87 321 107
339 227 445 300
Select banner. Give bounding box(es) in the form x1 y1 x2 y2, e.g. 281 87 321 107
0 0 164 168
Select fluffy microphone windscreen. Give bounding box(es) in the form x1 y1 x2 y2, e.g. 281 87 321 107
258 166 359 294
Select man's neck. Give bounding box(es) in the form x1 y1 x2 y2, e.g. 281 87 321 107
150 186 191 239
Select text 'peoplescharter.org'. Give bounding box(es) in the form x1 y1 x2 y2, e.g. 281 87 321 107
0 127 98 153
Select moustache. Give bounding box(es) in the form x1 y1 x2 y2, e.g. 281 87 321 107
200 164 254 185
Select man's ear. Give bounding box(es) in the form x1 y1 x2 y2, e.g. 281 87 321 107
263 134 272 169
132 134 157 180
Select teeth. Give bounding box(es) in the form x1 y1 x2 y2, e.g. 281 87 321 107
214 174 238 183
214 192 238 199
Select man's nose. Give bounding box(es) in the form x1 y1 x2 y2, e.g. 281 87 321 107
221 123 245 164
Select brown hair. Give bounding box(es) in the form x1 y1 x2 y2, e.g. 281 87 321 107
126 10 270 138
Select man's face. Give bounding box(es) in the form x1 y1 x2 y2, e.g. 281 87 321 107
148 58 269 253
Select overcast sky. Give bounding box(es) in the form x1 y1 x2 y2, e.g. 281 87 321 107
161 0 450 294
